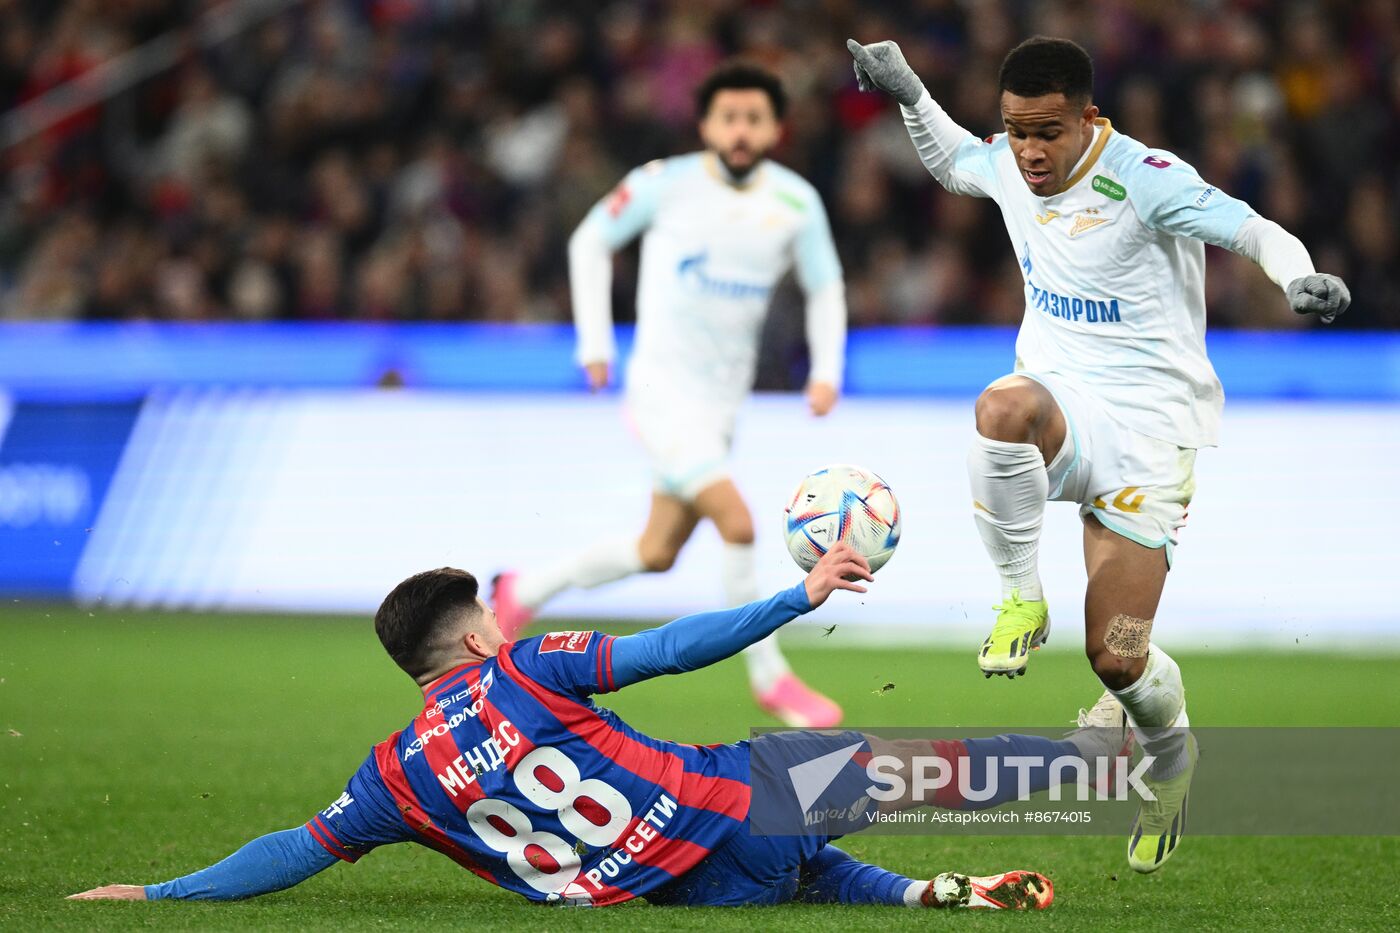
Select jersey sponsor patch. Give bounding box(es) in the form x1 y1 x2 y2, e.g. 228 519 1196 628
540 631 595 654
1142 155 1172 169
1091 175 1126 201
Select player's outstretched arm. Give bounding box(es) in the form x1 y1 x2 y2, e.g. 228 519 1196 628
568 214 617 391
1134 163 1350 325
569 162 668 390
793 211 846 417
846 39 993 198
67 826 338 902
1231 216 1350 323
609 542 872 688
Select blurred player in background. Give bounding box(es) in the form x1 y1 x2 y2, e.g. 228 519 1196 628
70 543 1074 911
493 64 849 728
848 36 1351 874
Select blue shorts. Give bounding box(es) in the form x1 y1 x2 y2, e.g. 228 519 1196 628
644 818 832 907
645 731 877 907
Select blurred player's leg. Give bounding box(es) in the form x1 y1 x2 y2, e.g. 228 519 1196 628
968 376 1065 677
693 479 840 727
636 492 703 573
1081 517 1194 873
496 494 697 639
723 541 790 676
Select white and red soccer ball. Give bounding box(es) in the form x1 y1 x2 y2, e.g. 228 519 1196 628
783 464 901 574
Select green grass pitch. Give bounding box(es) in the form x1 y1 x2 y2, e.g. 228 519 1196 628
3 604 1398 930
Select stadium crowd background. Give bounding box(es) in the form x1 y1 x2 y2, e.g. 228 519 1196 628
1 0 1396 343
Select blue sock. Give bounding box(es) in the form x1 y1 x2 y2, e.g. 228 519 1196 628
794 845 917 906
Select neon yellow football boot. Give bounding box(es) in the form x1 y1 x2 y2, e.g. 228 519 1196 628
977 589 1050 678
1127 732 1198 873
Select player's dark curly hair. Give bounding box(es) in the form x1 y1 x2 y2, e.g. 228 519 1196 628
998 36 1094 103
375 567 481 678
695 62 787 119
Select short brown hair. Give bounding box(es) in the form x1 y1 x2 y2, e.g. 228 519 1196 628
374 568 481 678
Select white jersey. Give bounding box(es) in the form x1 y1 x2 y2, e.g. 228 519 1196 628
569 152 845 413
905 100 1259 448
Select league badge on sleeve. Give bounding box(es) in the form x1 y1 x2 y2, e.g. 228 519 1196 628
540 631 595 654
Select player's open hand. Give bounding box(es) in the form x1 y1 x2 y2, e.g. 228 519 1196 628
1286 274 1350 323
583 361 610 391
804 541 874 609
806 380 838 417
846 39 925 107
67 884 148 901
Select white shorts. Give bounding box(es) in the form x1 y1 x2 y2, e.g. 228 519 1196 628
623 390 734 502
1023 372 1197 565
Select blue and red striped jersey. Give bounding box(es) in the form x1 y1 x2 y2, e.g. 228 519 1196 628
305 630 750 905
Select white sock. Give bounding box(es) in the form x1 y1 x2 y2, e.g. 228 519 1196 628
1110 646 1191 780
726 542 790 691
967 433 1048 600
722 541 759 608
514 536 644 612
744 634 791 693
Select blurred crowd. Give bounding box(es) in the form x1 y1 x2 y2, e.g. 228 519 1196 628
1 0 1397 335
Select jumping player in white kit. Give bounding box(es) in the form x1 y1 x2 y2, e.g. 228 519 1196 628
493 64 848 728
847 36 1350 873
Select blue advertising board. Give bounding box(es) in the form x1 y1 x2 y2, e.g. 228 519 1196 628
1 323 1397 400
0 402 142 594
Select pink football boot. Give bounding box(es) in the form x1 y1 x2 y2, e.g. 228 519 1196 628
490 572 533 641
756 673 843 728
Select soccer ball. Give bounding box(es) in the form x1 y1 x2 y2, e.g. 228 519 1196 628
783 464 901 574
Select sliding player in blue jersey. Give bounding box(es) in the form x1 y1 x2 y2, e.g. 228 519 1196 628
70 543 1126 911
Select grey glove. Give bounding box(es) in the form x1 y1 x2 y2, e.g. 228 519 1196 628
847 38 925 108
1286 274 1351 324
